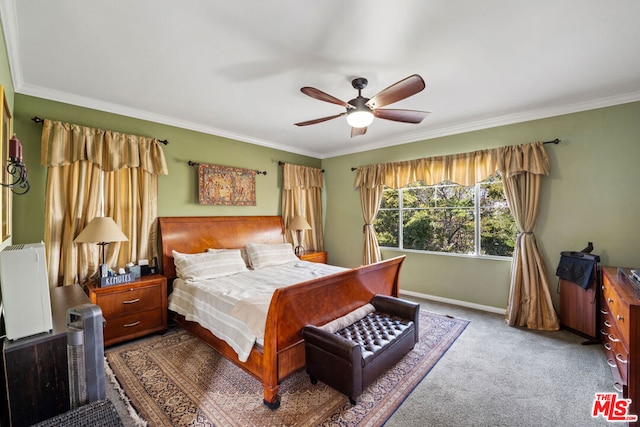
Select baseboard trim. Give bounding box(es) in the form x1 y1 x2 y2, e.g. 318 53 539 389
400 289 507 315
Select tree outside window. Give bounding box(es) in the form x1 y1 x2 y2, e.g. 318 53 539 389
375 174 516 257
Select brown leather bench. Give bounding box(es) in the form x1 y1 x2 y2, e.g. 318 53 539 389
302 295 420 404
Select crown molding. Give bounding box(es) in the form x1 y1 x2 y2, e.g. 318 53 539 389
321 91 640 158
16 82 325 158
0 0 24 92
15 81 640 161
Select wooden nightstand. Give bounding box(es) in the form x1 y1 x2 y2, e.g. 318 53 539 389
297 250 327 264
85 274 167 347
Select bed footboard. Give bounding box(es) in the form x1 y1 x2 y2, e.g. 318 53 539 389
261 255 405 408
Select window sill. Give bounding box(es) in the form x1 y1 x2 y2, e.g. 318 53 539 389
380 247 513 262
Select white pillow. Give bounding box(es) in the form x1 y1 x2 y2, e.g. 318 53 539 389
172 249 248 280
207 248 250 267
245 242 299 269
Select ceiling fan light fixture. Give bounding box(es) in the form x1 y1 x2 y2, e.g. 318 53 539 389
346 109 374 128
297 74 427 135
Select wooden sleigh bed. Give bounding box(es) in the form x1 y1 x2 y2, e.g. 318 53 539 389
158 216 405 409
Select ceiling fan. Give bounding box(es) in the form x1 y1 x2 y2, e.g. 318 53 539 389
294 74 429 137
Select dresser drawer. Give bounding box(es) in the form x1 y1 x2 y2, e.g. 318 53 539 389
601 310 629 384
96 285 163 318
103 309 164 344
602 276 631 344
85 274 168 346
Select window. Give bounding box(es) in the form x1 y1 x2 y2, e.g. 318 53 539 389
375 174 517 257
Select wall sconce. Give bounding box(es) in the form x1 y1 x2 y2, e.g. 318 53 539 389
1 134 29 195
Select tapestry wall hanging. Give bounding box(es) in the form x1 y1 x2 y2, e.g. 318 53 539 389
198 163 256 206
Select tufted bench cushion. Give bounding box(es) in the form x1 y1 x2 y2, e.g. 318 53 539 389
335 310 415 366
302 295 419 404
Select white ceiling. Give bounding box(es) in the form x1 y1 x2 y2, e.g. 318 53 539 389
1 0 639 159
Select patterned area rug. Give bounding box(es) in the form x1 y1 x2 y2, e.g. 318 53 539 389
106 311 468 426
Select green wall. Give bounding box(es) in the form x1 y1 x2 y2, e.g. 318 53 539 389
11 95 321 244
11 95 640 312
5 6 640 312
10 96 640 313
0 19 14 251
0 20 13 113
323 101 640 310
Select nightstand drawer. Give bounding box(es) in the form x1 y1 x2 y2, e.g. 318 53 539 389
96 285 162 318
85 274 168 346
298 251 327 264
103 309 165 344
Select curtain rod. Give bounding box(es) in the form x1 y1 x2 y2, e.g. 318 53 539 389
277 161 325 173
349 138 562 171
187 160 267 175
31 116 169 145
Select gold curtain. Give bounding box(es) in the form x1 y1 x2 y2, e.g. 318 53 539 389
354 148 497 264
41 119 168 287
354 141 559 331
353 164 386 265
497 141 559 330
282 163 324 251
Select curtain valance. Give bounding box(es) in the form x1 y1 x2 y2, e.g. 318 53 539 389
282 163 323 190
496 141 550 178
41 119 168 175
354 141 550 189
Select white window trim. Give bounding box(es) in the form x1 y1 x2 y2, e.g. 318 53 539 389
378 180 514 260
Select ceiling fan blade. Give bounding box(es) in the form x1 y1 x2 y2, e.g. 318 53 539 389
294 112 346 126
365 74 426 109
300 87 351 108
374 108 430 124
351 126 367 137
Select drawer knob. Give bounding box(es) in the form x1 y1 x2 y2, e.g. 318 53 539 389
604 343 612 351
600 309 609 315
608 334 621 343
617 314 624 321
123 298 141 304
607 359 617 368
608 298 614 303
604 320 612 328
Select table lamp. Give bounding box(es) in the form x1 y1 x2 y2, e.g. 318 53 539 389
74 217 128 277
289 215 311 255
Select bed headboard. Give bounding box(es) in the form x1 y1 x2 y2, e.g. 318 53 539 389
158 216 286 280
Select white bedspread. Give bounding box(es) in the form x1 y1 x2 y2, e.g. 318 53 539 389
167 260 346 362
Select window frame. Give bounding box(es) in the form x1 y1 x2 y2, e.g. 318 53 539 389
376 178 515 260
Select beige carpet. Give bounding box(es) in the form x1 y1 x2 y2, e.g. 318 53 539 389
106 311 468 426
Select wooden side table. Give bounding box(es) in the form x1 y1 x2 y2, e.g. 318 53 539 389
2 284 90 426
85 274 167 347
297 251 327 264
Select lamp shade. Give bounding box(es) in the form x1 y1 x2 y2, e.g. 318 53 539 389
74 217 129 243
288 215 311 231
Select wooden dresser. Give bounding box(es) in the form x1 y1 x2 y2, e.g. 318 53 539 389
85 274 167 347
601 267 640 421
